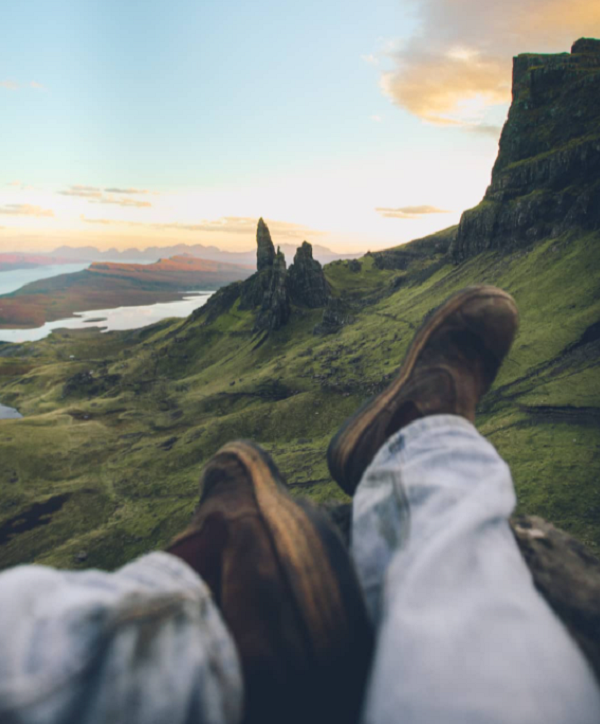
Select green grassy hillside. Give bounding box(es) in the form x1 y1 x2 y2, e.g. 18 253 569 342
0 226 598 571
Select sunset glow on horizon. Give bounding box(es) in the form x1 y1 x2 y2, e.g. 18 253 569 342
1 0 599 255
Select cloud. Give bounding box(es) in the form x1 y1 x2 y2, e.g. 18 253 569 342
80 215 111 225
376 205 450 219
96 197 152 208
370 115 383 122
1 81 18 90
61 185 153 207
381 50 510 126
466 123 504 137
61 185 103 199
81 215 323 238
7 181 35 190
30 81 46 90
380 0 600 127
104 187 150 194
0 204 54 218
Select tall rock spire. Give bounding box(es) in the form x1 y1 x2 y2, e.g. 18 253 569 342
256 217 276 271
287 241 329 308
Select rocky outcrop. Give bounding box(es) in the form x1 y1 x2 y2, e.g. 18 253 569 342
313 297 353 335
256 217 276 271
512 515 600 684
287 241 329 308
451 38 600 261
196 221 329 333
254 248 291 332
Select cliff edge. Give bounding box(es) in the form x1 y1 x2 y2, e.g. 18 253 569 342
452 38 600 261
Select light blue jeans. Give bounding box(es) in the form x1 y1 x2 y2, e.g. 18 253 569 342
1 415 598 724
352 415 600 724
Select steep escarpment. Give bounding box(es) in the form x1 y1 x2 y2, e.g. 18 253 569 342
452 38 600 261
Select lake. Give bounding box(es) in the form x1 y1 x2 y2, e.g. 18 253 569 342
0 264 91 295
0 292 214 344
0 259 161 296
0 403 22 420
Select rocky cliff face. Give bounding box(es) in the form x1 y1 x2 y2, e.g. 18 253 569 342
451 38 600 261
287 241 329 308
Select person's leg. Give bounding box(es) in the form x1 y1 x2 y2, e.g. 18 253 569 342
0 440 373 724
352 415 600 724
167 440 373 724
327 286 600 723
0 551 243 724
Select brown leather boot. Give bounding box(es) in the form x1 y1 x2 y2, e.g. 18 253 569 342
167 440 373 724
327 285 519 495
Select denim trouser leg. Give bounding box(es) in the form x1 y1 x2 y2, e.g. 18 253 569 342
352 414 600 724
0 552 243 724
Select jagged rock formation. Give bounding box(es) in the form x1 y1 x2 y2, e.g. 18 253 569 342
195 220 291 332
287 241 329 308
194 221 330 333
256 217 276 271
254 247 291 332
451 38 600 261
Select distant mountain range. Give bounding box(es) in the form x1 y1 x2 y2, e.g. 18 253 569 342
47 242 360 268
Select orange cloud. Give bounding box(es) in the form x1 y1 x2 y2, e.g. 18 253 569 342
104 187 150 194
0 81 18 90
61 185 153 208
376 205 450 219
381 52 510 126
381 0 600 127
0 204 54 218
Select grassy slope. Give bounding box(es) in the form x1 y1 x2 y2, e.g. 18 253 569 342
0 228 599 570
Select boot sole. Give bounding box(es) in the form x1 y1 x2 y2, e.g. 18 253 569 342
327 285 517 494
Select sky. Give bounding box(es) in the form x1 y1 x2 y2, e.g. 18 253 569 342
1 0 599 254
